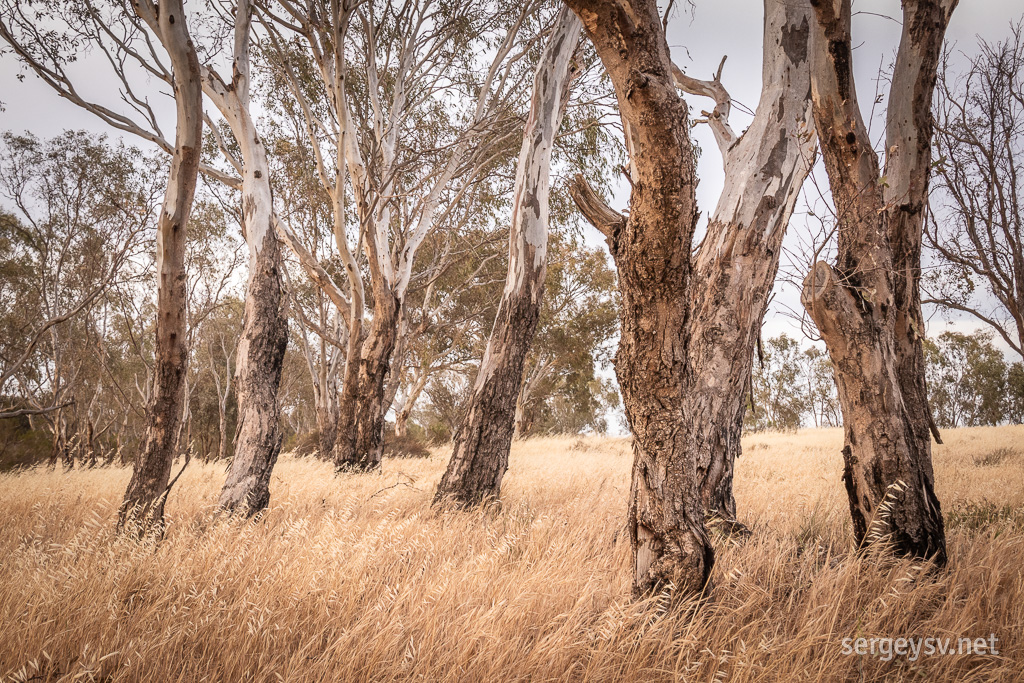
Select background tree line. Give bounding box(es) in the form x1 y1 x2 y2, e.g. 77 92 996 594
743 331 1024 433
0 128 619 471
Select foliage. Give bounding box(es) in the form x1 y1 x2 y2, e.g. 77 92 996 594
745 334 826 432
925 330 1015 427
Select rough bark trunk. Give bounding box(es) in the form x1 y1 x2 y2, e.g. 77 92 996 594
564 0 712 597
676 0 816 527
333 291 400 471
434 8 582 507
219 225 288 515
801 0 954 562
316 403 338 459
119 0 202 536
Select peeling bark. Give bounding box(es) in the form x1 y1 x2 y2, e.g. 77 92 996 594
434 8 582 507
219 225 287 514
119 0 203 536
564 0 712 597
801 0 955 562
678 0 816 525
333 289 400 471
202 0 289 517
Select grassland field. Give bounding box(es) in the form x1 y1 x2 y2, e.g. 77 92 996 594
1 426 1022 681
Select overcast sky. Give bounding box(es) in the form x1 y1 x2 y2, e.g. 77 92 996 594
2 0 1022 356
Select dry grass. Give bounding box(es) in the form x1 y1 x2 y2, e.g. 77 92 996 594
1 426 1022 682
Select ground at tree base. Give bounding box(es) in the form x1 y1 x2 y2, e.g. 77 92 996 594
1 426 1022 681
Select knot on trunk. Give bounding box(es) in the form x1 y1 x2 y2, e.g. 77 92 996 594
801 260 864 336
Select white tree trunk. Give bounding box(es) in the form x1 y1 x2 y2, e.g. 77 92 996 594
680 0 817 524
435 8 581 506
200 0 289 517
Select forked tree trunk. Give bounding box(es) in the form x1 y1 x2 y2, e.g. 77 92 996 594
119 0 203 536
434 8 582 507
564 0 712 597
675 0 816 526
801 0 954 562
333 291 400 471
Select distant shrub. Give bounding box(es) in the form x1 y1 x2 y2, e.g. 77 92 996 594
383 432 431 459
287 430 321 458
946 499 1024 531
972 447 1018 467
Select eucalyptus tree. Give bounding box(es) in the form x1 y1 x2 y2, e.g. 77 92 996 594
924 331 1008 428
434 7 583 505
0 0 206 522
562 0 816 595
799 0 956 562
116 0 202 534
925 23 1024 360
0 0 297 517
261 0 543 470
0 131 156 440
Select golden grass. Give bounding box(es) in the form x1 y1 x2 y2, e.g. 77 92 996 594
1 426 1023 682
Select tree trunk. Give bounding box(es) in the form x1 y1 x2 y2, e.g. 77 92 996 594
801 0 954 562
119 0 202 536
333 291 400 471
316 403 337 459
217 398 228 462
674 0 816 527
205 1 290 518
394 367 427 439
434 8 581 507
513 386 528 439
564 0 712 597
219 224 287 515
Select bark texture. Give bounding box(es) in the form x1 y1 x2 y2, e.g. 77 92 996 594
333 291 400 471
316 403 338 459
219 226 287 514
205 1 289 516
564 0 712 597
119 0 202 535
677 0 816 525
801 0 955 562
434 8 582 507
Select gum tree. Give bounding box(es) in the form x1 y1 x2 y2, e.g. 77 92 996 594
800 0 956 561
563 0 816 595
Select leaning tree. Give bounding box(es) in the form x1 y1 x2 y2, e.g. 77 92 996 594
434 7 583 506
1 0 296 518
118 0 203 534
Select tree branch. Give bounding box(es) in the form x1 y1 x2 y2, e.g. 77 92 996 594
568 173 625 249
671 58 738 156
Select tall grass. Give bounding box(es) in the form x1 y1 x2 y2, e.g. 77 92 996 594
1 426 1022 681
